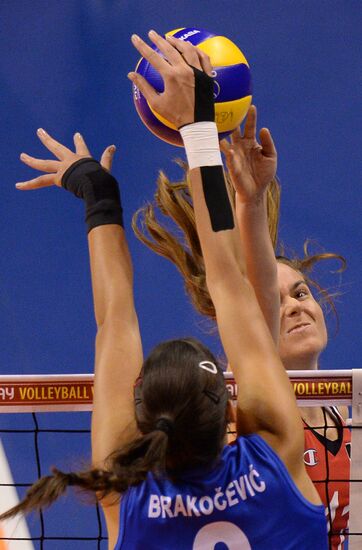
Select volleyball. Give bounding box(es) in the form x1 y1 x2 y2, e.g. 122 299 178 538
132 27 252 146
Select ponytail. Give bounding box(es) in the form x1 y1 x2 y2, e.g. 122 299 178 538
0 469 71 520
0 429 169 521
0 337 231 521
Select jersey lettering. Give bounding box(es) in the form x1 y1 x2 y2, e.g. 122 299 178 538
118 434 328 549
147 465 266 519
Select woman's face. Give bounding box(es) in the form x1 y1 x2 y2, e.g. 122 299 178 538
277 263 328 370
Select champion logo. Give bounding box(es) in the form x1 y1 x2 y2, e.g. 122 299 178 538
304 448 318 467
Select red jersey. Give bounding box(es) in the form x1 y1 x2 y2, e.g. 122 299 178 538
303 406 351 550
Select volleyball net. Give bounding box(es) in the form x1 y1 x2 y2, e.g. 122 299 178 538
0 369 361 549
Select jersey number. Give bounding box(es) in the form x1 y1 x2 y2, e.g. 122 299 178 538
193 521 252 549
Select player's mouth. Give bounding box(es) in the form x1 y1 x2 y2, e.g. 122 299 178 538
287 323 311 335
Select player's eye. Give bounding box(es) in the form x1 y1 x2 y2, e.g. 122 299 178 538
295 287 309 299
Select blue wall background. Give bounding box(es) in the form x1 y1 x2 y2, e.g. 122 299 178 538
0 1 360 547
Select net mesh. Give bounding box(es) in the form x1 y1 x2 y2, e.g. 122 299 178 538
0 371 359 549
0 411 106 549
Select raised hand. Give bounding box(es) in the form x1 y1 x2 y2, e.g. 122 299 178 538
220 105 277 203
128 30 213 129
16 129 115 190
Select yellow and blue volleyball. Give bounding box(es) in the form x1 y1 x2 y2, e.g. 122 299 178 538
132 27 252 146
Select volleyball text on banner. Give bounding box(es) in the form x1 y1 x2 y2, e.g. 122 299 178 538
0 371 353 413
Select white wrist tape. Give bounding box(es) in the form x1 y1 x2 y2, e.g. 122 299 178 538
179 122 222 170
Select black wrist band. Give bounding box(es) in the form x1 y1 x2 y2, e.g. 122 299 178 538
61 158 123 233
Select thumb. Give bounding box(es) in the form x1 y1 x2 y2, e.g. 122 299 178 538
100 145 116 171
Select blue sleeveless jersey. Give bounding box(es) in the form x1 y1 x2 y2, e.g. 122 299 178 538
115 434 328 549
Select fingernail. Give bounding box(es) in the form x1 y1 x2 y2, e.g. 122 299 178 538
74 132 82 139
148 30 156 37
109 145 116 152
37 128 46 136
131 34 140 43
20 153 27 159
15 182 24 188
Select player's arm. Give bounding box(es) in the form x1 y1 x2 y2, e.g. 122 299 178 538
87 217 142 549
16 132 142 468
128 32 304 468
89 222 142 466
180 110 310 489
221 107 280 344
187 164 301 458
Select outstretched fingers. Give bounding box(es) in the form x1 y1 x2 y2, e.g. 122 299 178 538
220 140 238 173
166 35 202 70
147 30 185 66
20 153 59 173
242 105 257 141
100 145 116 172
73 133 91 156
259 128 277 158
131 33 171 73
16 130 116 192
36 129 73 160
230 126 243 146
16 174 55 190
128 71 159 105
166 35 213 75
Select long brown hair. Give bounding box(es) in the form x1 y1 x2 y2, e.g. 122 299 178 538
0 338 229 520
132 164 345 321
132 163 280 320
